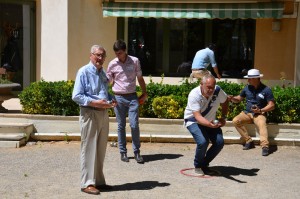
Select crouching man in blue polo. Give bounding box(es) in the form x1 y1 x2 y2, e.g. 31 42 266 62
184 74 229 176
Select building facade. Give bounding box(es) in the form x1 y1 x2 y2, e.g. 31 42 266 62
1 0 300 88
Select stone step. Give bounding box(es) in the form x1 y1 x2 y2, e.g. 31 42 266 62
31 132 300 146
0 139 26 148
1 115 300 147
0 123 34 148
0 133 26 141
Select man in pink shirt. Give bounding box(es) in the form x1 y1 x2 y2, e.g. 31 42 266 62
106 40 147 163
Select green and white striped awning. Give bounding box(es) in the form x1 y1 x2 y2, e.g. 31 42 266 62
103 2 284 19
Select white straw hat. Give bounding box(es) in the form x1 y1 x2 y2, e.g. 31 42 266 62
244 69 263 78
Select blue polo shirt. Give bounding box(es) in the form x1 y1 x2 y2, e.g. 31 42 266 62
240 83 274 114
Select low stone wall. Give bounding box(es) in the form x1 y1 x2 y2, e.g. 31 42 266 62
0 114 299 146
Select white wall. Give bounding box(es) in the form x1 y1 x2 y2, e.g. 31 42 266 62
40 0 68 81
37 0 117 81
68 0 117 80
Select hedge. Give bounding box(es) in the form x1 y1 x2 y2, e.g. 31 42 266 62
18 78 300 123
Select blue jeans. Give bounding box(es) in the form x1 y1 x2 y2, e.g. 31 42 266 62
187 123 224 168
114 93 140 154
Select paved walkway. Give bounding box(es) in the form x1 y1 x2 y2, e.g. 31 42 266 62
0 141 299 199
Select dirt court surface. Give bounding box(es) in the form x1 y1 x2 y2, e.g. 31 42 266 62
1 141 300 199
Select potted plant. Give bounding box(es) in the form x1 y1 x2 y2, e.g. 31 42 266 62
0 67 20 112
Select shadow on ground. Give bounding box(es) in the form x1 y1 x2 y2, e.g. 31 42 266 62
211 166 260 183
6 110 22 114
269 145 278 154
141 153 184 162
103 181 170 192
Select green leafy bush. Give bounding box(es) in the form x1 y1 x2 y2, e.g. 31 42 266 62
216 81 245 120
145 79 246 120
18 78 300 123
267 86 300 123
216 80 244 96
0 78 12 84
152 95 185 119
19 80 79 116
137 78 198 117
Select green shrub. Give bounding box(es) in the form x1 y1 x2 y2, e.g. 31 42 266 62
216 81 245 120
0 78 13 84
18 78 300 123
152 95 185 119
147 79 245 120
137 78 198 117
216 80 244 96
19 80 79 116
267 86 300 123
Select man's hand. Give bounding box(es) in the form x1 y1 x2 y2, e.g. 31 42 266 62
107 99 117 108
228 95 242 103
138 93 148 105
251 106 262 114
209 120 222 128
89 99 117 109
218 118 227 127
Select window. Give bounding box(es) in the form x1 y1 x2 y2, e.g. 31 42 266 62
127 18 255 78
0 1 35 88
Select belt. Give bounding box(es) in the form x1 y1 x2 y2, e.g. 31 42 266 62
192 68 205 71
114 92 136 96
80 106 105 111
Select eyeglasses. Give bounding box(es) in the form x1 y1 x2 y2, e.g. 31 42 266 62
92 53 106 58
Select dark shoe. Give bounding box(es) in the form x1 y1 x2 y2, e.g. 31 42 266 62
96 184 113 191
262 147 269 156
195 168 205 176
81 186 100 195
202 167 221 176
243 141 255 150
134 152 144 163
121 153 129 162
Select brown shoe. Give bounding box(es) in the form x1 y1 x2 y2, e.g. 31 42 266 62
81 186 100 195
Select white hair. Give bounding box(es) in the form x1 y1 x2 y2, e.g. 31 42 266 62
201 74 215 84
90 45 106 56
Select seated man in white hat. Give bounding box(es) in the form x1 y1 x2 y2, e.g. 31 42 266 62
228 69 275 156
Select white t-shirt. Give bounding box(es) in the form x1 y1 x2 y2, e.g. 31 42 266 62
184 85 227 127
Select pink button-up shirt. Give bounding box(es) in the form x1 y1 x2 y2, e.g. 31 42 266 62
106 55 143 94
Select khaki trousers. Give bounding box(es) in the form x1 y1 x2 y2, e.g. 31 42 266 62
80 108 109 188
232 111 269 148
190 69 211 81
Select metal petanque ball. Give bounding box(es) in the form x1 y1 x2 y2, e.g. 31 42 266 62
213 120 219 125
110 142 117 147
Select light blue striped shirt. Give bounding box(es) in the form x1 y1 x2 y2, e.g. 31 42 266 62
72 61 109 106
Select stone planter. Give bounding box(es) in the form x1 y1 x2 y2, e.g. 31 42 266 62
0 83 21 113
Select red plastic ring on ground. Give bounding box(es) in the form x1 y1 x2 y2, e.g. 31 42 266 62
180 168 216 178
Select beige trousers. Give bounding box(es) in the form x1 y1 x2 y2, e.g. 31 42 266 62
232 111 269 148
80 107 109 188
190 69 211 81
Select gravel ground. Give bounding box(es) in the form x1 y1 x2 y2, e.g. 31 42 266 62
0 141 300 199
